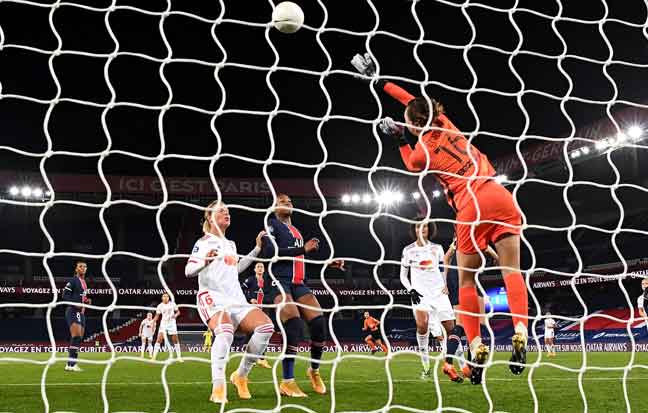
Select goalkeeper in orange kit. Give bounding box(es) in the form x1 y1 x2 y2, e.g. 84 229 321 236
351 53 529 385
362 312 388 354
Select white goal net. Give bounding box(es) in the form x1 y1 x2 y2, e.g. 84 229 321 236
1 0 648 412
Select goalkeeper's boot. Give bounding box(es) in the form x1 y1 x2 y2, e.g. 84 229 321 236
64 364 82 372
230 372 251 400
209 383 228 404
307 367 327 394
443 362 463 383
470 343 489 385
279 379 308 398
257 358 272 369
509 332 527 375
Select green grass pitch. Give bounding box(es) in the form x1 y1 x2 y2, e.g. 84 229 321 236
0 351 646 412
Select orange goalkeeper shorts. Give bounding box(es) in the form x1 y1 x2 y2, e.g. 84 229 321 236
455 180 522 255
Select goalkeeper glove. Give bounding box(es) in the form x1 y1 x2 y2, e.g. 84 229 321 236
409 289 423 305
378 117 408 147
351 52 377 78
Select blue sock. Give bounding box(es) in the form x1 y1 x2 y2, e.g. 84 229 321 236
283 357 295 380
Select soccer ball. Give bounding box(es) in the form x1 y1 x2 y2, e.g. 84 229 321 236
272 1 304 34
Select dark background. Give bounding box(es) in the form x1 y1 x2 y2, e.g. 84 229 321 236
1 0 648 334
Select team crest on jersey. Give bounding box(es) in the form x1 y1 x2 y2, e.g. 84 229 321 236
192 245 199 253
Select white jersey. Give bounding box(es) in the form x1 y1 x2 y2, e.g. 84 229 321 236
140 319 155 336
544 318 555 332
185 233 247 304
400 241 446 295
156 302 178 326
638 295 645 311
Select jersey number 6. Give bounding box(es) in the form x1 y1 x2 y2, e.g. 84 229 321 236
205 295 214 306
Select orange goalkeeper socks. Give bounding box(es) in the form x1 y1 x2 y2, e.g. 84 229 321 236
459 286 481 346
503 272 528 330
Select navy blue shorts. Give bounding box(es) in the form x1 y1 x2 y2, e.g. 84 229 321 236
263 279 312 304
65 307 86 328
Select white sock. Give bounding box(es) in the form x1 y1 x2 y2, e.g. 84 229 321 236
455 341 466 368
153 342 160 358
174 343 182 359
148 344 153 356
416 332 430 371
237 323 273 377
212 324 234 387
141 343 146 356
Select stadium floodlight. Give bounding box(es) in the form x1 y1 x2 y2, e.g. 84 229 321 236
32 188 43 198
412 191 421 200
628 125 643 140
341 194 351 204
394 192 404 203
581 146 590 155
432 190 441 198
616 133 627 144
570 150 581 159
9 186 19 196
378 190 397 205
45 190 52 197
362 193 372 203
595 140 607 151
20 186 32 197
351 194 360 204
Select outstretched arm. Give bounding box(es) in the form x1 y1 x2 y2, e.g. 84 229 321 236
382 81 415 106
350 53 415 106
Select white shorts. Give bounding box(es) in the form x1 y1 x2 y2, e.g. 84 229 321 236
159 320 178 336
141 334 153 341
196 289 254 330
413 292 455 324
428 312 443 338
545 330 554 339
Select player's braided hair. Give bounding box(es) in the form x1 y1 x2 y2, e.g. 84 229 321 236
409 216 438 241
405 97 445 128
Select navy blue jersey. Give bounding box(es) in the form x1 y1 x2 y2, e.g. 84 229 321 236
262 216 306 284
62 275 88 311
241 275 264 303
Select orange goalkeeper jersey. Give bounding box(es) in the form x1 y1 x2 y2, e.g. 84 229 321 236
363 317 380 331
382 82 496 212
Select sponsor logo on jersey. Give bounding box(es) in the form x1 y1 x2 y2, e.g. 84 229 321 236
223 255 238 266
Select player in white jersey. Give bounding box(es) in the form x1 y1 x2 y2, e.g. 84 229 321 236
544 312 556 357
139 312 156 358
637 279 648 332
152 293 182 361
185 200 275 404
400 219 463 383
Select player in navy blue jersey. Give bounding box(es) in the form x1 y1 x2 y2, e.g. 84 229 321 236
261 193 343 397
62 261 91 372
